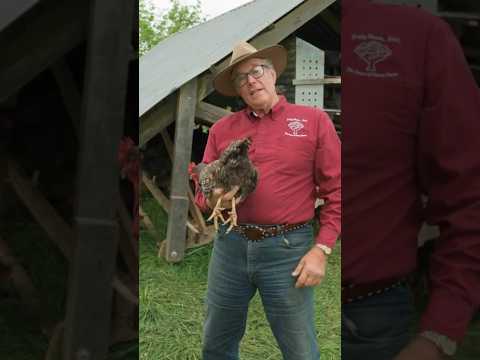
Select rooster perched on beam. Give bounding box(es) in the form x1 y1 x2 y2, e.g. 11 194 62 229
194 138 258 232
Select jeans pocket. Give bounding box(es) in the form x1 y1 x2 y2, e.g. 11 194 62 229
342 286 413 344
280 226 313 250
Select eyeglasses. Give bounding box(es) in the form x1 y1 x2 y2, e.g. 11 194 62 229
232 64 269 88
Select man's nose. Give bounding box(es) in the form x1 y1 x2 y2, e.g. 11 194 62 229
246 74 257 84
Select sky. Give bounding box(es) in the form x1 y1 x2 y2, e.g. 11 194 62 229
152 0 253 20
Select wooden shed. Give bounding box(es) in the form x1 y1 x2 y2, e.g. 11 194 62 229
0 0 138 358
139 0 341 263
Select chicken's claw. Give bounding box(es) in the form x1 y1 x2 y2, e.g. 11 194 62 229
225 196 238 234
207 195 225 230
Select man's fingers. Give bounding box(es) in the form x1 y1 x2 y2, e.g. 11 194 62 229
295 272 309 288
292 260 304 277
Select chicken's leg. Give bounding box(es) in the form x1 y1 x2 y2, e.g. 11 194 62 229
207 195 225 230
224 196 238 234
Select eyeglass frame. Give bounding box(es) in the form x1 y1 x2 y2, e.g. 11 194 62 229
231 63 272 89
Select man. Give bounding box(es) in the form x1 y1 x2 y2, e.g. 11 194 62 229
194 42 341 360
342 1 480 359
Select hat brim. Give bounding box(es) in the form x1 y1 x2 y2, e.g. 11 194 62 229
213 45 287 97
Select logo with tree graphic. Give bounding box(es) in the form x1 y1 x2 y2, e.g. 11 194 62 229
285 119 307 137
354 40 392 72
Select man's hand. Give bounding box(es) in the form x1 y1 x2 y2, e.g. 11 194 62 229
292 246 327 288
393 336 448 360
206 186 242 210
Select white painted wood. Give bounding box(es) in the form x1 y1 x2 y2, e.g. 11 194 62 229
295 37 324 108
139 0 308 116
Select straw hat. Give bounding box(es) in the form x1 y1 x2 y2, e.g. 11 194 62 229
213 42 287 97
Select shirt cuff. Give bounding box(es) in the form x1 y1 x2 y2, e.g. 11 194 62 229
315 226 339 249
419 287 475 342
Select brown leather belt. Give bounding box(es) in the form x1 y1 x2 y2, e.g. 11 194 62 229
342 277 409 304
232 221 309 241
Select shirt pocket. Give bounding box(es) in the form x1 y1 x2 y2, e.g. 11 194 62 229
271 135 316 175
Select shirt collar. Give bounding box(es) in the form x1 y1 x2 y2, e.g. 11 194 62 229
245 95 287 121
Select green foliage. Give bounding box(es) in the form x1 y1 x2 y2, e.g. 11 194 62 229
139 0 205 56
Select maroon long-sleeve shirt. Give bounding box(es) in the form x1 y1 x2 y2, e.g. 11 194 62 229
342 0 480 341
195 96 341 249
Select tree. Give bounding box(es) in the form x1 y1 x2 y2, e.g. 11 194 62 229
139 0 205 56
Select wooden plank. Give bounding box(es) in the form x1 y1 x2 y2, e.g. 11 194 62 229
188 187 208 234
117 199 138 281
142 172 170 210
139 94 176 146
164 78 197 262
7 159 138 304
8 159 73 259
0 235 46 328
0 0 39 32
51 59 81 135
159 129 208 234
142 172 200 234
292 77 341 86
160 130 174 160
0 0 87 101
63 0 135 358
139 206 163 246
196 101 232 125
118 197 137 258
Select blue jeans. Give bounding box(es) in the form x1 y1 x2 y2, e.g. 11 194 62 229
342 285 414 360
202 224 320 360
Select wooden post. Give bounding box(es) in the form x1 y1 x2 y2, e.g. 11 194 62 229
164 79 197 262
63 0 135 359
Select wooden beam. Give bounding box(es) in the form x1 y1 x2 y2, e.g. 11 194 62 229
8 159 73 259
196 101 232 124
140 95 176 146
51 59 81 135
7 159 138 305
139 206 163 247
0 0 39 32
117 198 138 281
142 172 200 234
292 77 341 86
159 129 208 234
165 78 197 262
63 0 135 358
142 172 170 210
0 234 46 329
0 0 88 101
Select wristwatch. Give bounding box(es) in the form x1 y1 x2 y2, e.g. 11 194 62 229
420 330 457 356
314 244 332 255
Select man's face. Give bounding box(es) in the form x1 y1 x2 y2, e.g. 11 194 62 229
232 58 277 109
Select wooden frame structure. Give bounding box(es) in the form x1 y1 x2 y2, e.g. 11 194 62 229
139 0 338 263
0 0 138 358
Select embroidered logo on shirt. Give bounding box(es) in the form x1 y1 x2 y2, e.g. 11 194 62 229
347 33 400 78
285 118 308 137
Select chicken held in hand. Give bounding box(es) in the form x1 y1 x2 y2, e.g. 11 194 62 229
198 137 258 232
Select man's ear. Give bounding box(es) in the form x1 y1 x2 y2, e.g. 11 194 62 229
271 68 277 83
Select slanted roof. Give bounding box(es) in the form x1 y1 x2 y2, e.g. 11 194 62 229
139 0 336 117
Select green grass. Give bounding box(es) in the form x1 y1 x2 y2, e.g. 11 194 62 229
139 194 341 360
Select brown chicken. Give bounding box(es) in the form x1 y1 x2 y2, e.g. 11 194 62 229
197 138 258 232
